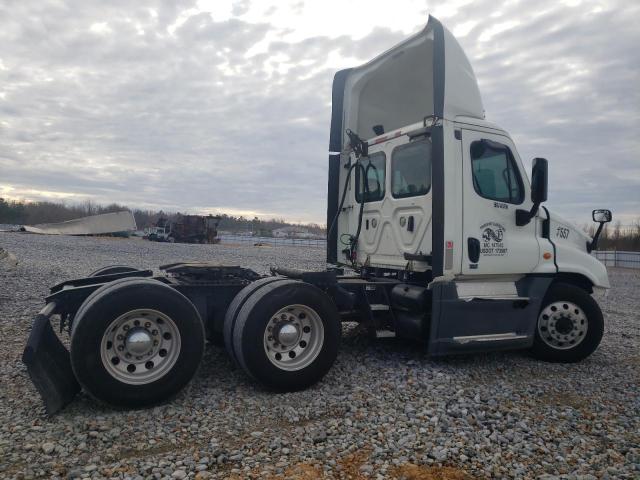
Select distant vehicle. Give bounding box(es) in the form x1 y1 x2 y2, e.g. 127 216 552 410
144 216 173 242
172 214 221 244
145 214 221 244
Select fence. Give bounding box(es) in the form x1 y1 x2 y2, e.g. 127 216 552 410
592 250 640 269
219 234 327 249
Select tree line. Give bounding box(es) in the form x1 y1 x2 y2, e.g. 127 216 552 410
584 221 640 252
0 198 326 236
2 198 638 250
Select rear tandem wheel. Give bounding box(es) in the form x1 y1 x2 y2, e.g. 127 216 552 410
70 278 205 407
223 276 290 365
89 265 138 277
230 280 341 391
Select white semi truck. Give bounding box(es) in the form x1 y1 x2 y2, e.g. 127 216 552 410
23 16 612 414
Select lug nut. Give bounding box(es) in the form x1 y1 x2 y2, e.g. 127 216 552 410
145 322 151 328
152 329 158 336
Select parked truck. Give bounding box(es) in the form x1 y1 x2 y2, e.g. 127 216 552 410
23 16 612 414
145 216 172 242
145 214 221 244
172 214 221 244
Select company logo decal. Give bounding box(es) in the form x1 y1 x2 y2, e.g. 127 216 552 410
480 222 507 256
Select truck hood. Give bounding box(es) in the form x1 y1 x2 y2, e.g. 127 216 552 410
545 209 592 250
544 208 610 289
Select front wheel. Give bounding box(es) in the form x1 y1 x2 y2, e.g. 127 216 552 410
531 283 604 363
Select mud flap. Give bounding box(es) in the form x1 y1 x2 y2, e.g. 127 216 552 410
22 303 80 415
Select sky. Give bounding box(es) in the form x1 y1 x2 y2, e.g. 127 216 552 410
0 0 638 225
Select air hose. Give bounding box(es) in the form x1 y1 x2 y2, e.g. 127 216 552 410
327 130 377 267
326 160 362 255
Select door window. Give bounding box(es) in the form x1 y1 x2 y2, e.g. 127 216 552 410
470 140 524 204
355 152 386 202
391 140 432 198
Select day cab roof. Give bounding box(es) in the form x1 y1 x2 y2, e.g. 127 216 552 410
329 16 489 152
365 116 507 150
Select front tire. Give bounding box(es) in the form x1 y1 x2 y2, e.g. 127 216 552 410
531 283 604 363
70 278 205 407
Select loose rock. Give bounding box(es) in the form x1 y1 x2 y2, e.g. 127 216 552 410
0 232 637 479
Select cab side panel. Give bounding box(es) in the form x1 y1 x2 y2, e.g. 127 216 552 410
441 120 464 276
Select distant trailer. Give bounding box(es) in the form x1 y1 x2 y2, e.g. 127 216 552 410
21 211 137 236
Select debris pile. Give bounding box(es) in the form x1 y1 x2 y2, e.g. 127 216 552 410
0 247 17 266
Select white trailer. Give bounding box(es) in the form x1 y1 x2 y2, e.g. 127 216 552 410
23 16 612 414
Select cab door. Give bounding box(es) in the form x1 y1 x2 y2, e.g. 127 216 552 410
357 136 433 270
460 129 540 275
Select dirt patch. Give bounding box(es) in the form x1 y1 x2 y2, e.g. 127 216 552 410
336 448 371 478
270 463 324 479
389 464 475 480
539 391 591 411
227 456 476 480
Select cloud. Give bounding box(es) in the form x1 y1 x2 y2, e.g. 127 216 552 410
0 0 638 225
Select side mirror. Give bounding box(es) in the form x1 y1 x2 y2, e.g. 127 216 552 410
592 209 612 223
516 157 548 226
588 209 612 252
531 157 548 204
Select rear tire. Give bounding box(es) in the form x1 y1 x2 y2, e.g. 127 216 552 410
223 276 288 365
531 283 604 363
90 265 138 277
70 278 205 408
232 281 340 391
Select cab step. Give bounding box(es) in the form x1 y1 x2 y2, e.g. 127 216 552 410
369 303 390 311
453 332 528 345
375 329 396 338
458 295 530 302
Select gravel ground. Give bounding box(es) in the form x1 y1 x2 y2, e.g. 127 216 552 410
0 232 638 480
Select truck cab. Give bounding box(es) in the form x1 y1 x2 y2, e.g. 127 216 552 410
328 16 610 358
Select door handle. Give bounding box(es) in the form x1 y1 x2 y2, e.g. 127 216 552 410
468 237 480 263
407 215 414 232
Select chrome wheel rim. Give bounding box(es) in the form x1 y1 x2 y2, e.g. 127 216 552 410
538 301 588 350
100 309 181 384
263 304 324 371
